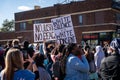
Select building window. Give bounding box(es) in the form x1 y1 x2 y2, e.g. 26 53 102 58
78 15 83 25
112 0 120 9
34 20 45 24
116 13 120 20
99 32 112 40
20 22 26 31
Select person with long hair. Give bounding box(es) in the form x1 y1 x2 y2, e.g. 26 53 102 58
0 48 35 80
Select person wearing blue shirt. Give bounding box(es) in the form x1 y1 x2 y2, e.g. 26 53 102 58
0 48 35 80
64 43 90 80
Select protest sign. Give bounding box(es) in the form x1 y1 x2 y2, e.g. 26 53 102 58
33 23 56 42
51 15 76 44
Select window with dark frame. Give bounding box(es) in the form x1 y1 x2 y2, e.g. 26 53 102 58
112 0 120 9
116 13 120 20
78 15 83 25
20 22 26 31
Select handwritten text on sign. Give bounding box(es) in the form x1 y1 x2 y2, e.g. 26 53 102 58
51 15 76 44
34 23 56 42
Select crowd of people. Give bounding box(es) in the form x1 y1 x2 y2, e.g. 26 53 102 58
0 38 120 80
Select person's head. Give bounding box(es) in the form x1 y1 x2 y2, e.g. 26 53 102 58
107 46 116 54
12 39 20 47
4 48 23 80
110 38 120 55
67 43 76 53
95 45 104 53
23 40 29 48
86 42 89 46
34 54 45 68
67 43 80 56
6 40 12 48
47 44 55 53
84 45 90 53
58 44 65 53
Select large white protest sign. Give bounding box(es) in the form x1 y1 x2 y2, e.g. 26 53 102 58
34 23 56 42
51 15 76 44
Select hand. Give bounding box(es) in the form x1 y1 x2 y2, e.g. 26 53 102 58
32 51 39 59
25 55 34 63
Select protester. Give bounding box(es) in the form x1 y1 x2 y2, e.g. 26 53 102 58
22 40 35 57
34 53 51 80
4 39 21 57
0 48 35 80
44 42 55 78
84 47 98 80
0 44 5 71
21 40 35 68
21 41 39 80
100 46 120 80
12 39 21 49
4 40 12 57
94 45 105 79
64 43 89 80
110 38 120 54
52 44 65 80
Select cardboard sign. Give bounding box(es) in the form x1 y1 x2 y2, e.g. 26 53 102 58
34 23 56 42
51 15 76 44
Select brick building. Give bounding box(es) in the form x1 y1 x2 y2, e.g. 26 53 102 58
0 0 120 47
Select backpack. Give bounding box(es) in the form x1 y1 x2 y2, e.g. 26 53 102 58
52 55 67 80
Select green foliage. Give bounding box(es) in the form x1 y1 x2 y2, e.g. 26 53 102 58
0 19 15 32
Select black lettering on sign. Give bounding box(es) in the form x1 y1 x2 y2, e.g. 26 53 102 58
43 32 48 39
52 16 72 30
59 30 66 38
55 29 74 40
58 36 75 44
63 16 71 28
35 32 43 41
55 30 66 39
43 32 55 40
49 32 55 39
66 30 74 36
55 34 61 39
43 24 54 31
51 20 57 30
52 19 62 30
35 24 42 32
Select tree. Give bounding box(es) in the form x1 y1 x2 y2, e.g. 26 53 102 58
0 19 15 32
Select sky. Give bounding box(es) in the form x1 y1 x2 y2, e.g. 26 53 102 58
0 0 82 27
0 0 73 27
